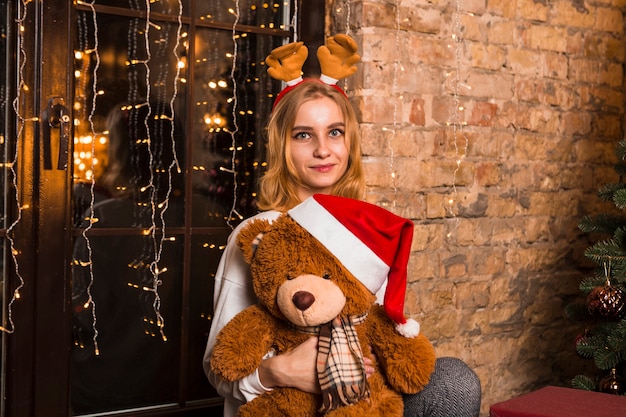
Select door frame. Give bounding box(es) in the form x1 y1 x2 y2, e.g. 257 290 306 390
3 1 74 416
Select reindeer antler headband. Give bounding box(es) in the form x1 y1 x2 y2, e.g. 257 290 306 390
266 34 361 108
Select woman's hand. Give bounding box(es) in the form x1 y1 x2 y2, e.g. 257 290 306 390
258 337 321 394
364 353 375 378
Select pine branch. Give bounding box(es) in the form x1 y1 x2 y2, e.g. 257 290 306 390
616 141 626 161
594 345 620 370
615 189 626 209
584 240 626 264
565 302 592 321
614 161 626 177
572 375 596 391
599 183 626 202
579 274 612 292
579 214 626 234
576 338 596 359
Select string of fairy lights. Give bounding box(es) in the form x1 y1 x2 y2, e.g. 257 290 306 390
448 0 469 219
1 0 30 334
226 1 241 228
389 0 401 208
78 0 101 354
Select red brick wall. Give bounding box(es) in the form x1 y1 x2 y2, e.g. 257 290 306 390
329 0 625 414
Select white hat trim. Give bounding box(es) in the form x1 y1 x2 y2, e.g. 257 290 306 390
288 197 389 294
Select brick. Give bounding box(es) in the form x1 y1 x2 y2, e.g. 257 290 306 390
409 97 426 125
506 48 541 76
525 25 569 52
486 0 517 18
459 12 486 43
595 6 625 33
541 52 569 79
487 19 516 45
551 1 596 29
561 111 592 136
518 0 549 21
465 70 515 100
468 101 498 126
470 43 506 70
475 161 502 185
361 2 396 29
399 5 441 34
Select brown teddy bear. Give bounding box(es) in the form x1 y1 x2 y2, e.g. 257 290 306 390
209 194 436 417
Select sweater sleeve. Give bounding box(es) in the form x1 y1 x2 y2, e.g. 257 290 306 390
202 211 281 415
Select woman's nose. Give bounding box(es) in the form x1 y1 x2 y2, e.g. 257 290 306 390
314 137 330 157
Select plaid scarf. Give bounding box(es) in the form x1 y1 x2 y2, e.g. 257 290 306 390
314 314 370 412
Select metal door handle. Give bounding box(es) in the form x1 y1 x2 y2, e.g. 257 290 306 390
43 96 71 170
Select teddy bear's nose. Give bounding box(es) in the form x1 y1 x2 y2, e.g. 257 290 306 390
292 291 315 311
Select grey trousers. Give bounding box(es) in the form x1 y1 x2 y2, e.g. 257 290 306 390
403 357 482 417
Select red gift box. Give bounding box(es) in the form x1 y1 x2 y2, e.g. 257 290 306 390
489 386 626 417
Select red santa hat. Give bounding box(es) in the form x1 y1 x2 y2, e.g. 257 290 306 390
287 194 420 338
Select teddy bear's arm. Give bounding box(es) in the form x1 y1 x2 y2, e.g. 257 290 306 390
367 305 437 394
210 305 279 382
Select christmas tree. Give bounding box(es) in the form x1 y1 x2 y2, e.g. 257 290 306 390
567 140 626 395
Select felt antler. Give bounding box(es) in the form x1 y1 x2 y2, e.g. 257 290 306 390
266 35 360 109
317 34 360 82
265 41 309 86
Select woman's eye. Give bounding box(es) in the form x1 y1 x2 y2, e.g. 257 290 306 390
293 131 310 140
322 272 331 280
329 128 344 138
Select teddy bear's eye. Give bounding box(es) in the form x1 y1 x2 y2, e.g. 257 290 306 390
286 274 293 280
322 272 331 280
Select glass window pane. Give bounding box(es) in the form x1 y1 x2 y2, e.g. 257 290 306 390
92 0 191 16
187 232 230 401
191 29 283 225
72 11 189 228
197 0 290 29
71 233 183 413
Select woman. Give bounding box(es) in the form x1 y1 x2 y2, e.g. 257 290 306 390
203 78 481 417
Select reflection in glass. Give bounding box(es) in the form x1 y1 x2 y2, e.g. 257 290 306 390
192 29 283 224
92 0 191 15
197 1 289 29
72 10 190 227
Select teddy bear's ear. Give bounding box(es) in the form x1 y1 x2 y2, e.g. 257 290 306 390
236 219 272 264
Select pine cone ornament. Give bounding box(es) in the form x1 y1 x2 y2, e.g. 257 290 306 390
587 283 626 319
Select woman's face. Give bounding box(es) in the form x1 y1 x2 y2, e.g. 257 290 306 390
289 96 350 201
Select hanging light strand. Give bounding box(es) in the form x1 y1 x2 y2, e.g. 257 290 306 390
141 2 169 342
80 0 102 355
149 0 185 343
226 1 242 228
387 0 402 209
448 0 468 218
1 0 32 334
344 0 351 36
290 0 298 41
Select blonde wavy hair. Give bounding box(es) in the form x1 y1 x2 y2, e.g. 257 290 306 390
257 81 364 212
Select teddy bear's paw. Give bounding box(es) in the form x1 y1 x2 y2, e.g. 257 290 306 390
325 375 404 417
239 387 318 417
